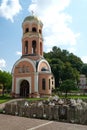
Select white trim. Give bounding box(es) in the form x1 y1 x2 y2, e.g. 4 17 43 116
37 59 51 72
15 77 31 94
34 72 38 92
12 58 36 74
22 34 39 39
12 75 14 92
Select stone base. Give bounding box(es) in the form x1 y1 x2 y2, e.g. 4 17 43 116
30 92 40 98
11 92 40 98
11 92 52 98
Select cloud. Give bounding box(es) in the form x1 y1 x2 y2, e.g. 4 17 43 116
28 0 80 52
81 56 87 63
0 58 6 70
0 0 22 22
67 46 76 54
16 51 22 56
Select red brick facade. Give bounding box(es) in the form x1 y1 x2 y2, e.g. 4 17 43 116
12 16 55 98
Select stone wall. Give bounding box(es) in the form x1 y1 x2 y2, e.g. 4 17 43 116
1 97 87 125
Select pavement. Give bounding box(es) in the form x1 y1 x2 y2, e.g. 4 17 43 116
0 99 87 130
0 114 87 130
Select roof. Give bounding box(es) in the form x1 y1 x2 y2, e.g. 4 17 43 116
23 15 43 25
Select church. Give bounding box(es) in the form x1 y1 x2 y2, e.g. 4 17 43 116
11 15 55 98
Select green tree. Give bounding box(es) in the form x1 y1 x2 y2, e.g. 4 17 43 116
68 53 83 72
50 58 64 87
60 49 69 62
44 46 83 88
81 64 87 77
52 46 61 58
59 79 77 98
61 62 79 81
0 71 12 95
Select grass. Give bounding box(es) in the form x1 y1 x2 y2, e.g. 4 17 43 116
0 94 48 104
0 94 12 104
0 93 87 104
26 97 48 102
59 94 87 99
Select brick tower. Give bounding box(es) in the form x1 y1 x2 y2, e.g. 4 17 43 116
12 15 55 98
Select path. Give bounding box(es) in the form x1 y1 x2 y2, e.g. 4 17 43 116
0 114 87 130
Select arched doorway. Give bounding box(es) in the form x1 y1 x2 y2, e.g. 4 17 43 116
20 80 29 97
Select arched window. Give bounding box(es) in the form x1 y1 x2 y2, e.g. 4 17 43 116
49 79 50 89
25 28 29 33
41 67 47 71
39 29 41 34
32 27 37 32
32 40 36 54
25 41 28 54
42 78 46 90
41 67 49 71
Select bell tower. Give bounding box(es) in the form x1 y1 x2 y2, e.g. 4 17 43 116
12 15 55 98
22 16 43 59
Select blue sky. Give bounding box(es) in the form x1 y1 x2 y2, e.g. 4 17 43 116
0 0 87 72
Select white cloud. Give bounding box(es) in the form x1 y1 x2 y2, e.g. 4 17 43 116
28 0 80 52
16 51 22 56
81 56 87 63
0 0 22 22
67 47 76 54
0 58 6 70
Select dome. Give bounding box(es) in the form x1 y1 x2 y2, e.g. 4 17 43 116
23 15 43 26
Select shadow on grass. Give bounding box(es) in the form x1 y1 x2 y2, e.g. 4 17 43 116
0 94 12 104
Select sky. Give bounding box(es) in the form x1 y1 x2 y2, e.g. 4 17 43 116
0 0 87 72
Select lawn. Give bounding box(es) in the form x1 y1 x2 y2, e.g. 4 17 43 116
0 94 47 104
0 94 87 104
26 97 48 102
60 94 87 99
0 95 12 104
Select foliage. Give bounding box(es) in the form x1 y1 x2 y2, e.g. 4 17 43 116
81 64 87 77
68 53 83 72
0 94 12 104
61 62 80 81
59 79 78 98
44 46 83 87
60 95 87 99
0 70 12 95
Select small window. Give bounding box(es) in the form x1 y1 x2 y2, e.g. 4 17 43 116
52 80 54 85
25 41 28 54
39 29 41 34
42 78 46 90
32 27 37 32
25 28 29 33
51 77 53 79
41 67 47 71
41 67 49 71
32 40 36 54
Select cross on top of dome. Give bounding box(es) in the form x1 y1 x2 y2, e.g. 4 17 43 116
31 10 35 16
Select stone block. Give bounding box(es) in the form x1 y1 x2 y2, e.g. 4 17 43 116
4 103 12 114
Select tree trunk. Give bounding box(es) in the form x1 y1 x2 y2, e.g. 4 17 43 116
2 86 5 96
65 91 67 98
